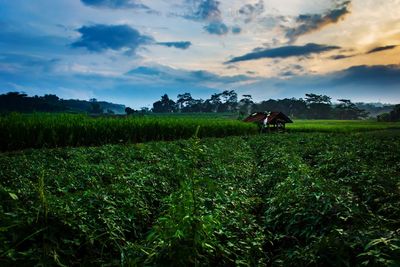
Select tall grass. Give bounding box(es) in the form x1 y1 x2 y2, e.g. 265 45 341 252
287 120 400 132
0 113 258 151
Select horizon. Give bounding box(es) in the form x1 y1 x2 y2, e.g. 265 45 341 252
1 0 400 108
0 91 397 110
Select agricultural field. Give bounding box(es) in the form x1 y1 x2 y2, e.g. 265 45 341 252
0 113 258 151
1 127 399 266
287 120 400 132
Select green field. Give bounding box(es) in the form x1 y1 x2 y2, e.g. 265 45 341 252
287 119 400 132
0 113 258 151
1 128 399 266
1 113 400 151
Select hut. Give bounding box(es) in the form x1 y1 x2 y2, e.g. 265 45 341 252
243 111 293 131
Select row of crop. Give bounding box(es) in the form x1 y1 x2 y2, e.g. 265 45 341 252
1 132 399 265
0 113 258 151
286 119 400 132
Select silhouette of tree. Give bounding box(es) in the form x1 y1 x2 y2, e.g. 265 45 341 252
152 94 177 113
335 99 369 120
305 93 332 119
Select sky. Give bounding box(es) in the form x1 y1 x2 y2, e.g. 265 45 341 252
0 0 399 108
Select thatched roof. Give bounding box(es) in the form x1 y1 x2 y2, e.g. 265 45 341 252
243 112 293 124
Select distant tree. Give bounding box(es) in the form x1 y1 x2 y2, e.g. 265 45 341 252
152 94 177 113
43 94 59 103
238 94 253 115
377 112 391 122
377 104 400 121
177 93 193 112
189 99 205 112
305 93 332 119
390 104 400 121
219 90 238 112
140 107 150 113
204 93 222 113
125 107 136 115
88 99 103 114
335 99 369 120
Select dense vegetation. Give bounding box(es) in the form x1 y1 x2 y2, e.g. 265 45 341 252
2 91 394 120
0 92 125 114
377 105 400 122
0 113 258 151
287 120 400 132
1 131 399 266
151 93 371 120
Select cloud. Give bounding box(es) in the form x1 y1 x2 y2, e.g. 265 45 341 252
71 24 153 54
157 41 192 50
238 0 264 23
285 1 351 43
366 45 397 54
231 26 242 34
80 0 150 10
236 64 400 103
126 64 255 84
279 64 306 77
333 64 400 85
329 54 354 60
204 21 229 35
183 0 239 36
226 43 340 63
184 0 222 21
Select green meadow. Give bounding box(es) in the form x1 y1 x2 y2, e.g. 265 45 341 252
287 119 400 132
1 114 399 266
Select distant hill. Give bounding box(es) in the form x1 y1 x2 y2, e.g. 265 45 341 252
0 92 125 114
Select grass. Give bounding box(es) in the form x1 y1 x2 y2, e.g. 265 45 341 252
287 119 400 132
1 131 399 266
0 113 258 151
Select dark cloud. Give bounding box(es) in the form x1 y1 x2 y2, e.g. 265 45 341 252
183 0 240 36
238 0 264 23
0 53 60 73
334 64 400 85
126 64 254 84
184 0 221 21
279 64 306 77
231 26 242 34
329 54 354 60
204 21 229 35
226 43 340 63
157 41 192 50
80 0 150 10
285 1 351 43
236 64 400 103
367 45 397 54
71 24 153 54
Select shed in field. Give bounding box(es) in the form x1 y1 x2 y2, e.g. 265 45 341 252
243 112 293 131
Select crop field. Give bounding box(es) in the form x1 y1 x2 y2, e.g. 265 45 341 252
1 129 399 266
287 119 400 132
0 113 258 151
2 113 400 151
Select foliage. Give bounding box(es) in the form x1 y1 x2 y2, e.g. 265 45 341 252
1 130 399 266
335 99 370 120
286 120 400 132
0 113 258 151
0 92 125 114
377 105 400 122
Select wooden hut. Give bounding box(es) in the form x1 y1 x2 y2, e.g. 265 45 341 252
243 111 293 131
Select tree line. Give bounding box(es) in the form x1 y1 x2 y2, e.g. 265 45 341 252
148 91 375 120
0 92 125 114
1 91 398 121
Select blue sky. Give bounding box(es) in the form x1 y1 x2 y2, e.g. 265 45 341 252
0 0 399 108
